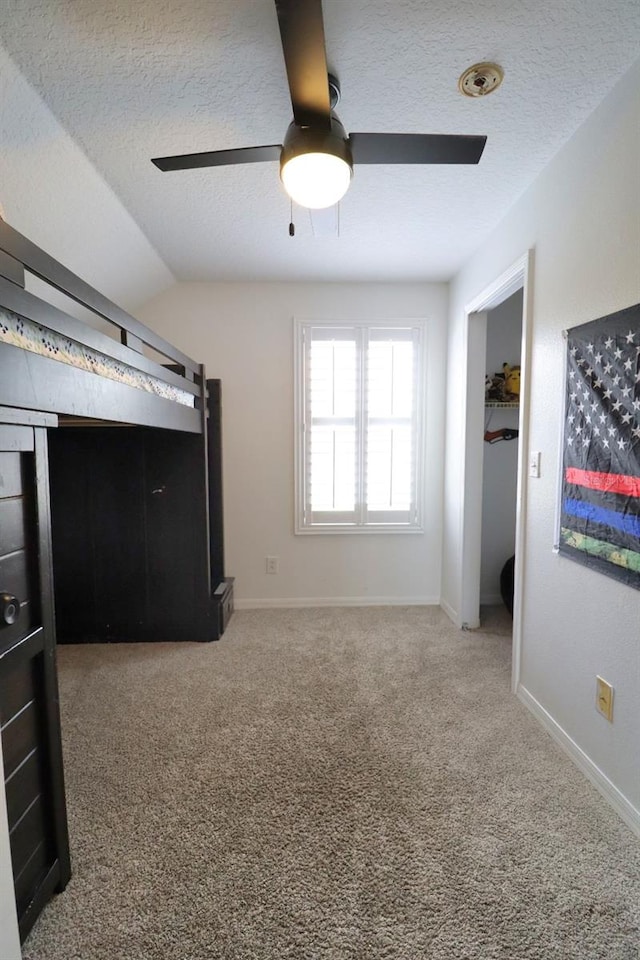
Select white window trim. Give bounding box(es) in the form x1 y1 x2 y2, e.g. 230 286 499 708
294 317 427 535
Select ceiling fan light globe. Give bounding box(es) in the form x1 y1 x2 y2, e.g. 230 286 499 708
281 152 352 209
280 117 353 210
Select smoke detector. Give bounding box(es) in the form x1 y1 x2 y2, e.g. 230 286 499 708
458 62 504 98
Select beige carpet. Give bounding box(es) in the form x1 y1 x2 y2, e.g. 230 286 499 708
23 606 640 960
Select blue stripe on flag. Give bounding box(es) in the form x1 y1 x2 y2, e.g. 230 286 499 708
563 497 640 538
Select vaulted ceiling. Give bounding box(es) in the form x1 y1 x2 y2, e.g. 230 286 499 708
1 0 639 282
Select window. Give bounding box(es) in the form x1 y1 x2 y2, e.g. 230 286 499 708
295 320 425 533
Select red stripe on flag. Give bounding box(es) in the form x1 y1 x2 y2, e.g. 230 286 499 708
566 467 640 498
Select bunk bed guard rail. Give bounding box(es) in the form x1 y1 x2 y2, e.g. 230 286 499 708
0 219 203 433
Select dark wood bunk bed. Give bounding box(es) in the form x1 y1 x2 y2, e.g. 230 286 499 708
0 219 232 944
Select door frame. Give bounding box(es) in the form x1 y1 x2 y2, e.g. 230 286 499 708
459 250 534 693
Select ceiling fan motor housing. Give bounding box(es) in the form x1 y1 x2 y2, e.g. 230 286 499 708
280 116 353 174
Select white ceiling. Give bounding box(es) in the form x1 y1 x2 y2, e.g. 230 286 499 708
1 0 639 282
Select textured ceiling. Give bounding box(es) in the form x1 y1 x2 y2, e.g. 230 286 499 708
1 0 639 282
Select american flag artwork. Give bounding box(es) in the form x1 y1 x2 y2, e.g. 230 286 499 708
559 303 640 589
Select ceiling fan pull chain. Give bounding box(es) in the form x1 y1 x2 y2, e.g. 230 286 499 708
289 197 295 236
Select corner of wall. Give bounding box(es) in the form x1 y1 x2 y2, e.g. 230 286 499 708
0 40 175 311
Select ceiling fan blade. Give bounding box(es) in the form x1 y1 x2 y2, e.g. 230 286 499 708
349 133 487 165
152 144 282 172
274 0 331 129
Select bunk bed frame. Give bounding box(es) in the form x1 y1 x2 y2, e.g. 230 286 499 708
0 219 231 944
0 219 202 431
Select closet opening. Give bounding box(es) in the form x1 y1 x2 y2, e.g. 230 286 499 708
481 290 523 618
458 250 533 692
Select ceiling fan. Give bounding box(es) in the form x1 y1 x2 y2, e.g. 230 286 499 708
151 0 487 210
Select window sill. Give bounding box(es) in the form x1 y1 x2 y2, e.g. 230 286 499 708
295 524 425 536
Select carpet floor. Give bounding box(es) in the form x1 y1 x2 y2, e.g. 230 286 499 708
22 606 639 960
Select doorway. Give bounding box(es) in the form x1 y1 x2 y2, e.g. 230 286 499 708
481 290 523 607
459 251 533 692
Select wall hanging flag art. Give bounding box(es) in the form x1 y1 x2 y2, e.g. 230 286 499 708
559 303 640 589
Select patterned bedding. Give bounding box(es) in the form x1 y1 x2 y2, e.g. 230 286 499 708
0 307 194 408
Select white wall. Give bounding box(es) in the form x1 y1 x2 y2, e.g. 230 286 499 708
0 43 173 312
480 292 522 603
443 58 640 826
139 282 448 606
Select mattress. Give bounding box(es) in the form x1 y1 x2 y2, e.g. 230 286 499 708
0 307 194 408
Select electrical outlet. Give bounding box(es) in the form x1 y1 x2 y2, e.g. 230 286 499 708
595 676 614 722
266 556 278 575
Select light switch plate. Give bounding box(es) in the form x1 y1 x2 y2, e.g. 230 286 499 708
529 450 541 478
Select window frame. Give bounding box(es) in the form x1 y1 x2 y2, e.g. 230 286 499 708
294 317 427 535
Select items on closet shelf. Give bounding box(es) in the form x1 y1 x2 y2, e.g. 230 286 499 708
484 427 519 444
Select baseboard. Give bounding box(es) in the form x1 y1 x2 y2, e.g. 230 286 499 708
234 596 440 610
440 597 461 627
517 685 640 837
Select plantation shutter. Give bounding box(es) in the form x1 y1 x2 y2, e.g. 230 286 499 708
304 326 359 525
299 322 423 531
365 327 419 525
